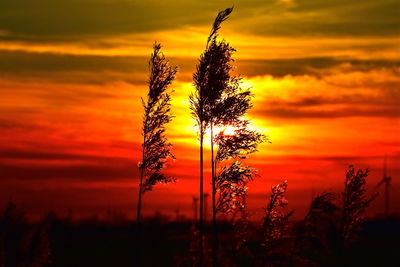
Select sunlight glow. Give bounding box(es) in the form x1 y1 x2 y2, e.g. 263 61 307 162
213 125 237 136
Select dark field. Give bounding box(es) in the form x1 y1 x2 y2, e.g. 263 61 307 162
1 208 399 267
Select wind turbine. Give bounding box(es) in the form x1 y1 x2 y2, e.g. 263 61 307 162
376 156 392 218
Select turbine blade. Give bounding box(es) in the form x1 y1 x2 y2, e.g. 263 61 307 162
375 179 385 189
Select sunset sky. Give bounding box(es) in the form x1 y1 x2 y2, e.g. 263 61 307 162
1 0 399 221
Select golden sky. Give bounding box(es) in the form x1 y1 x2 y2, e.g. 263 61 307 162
0 0 399 220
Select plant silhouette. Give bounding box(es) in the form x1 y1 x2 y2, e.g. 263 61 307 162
294 165 378 266
341 165 377 247
191 7 268 265
0 202 50 267
294 193 341 266
215 121 265 214
137 43 177 224
260 181 294 266
231 180 294 266
190 7 234 263
263 180 294 244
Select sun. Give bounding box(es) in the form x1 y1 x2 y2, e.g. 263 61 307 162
213 124 237 136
